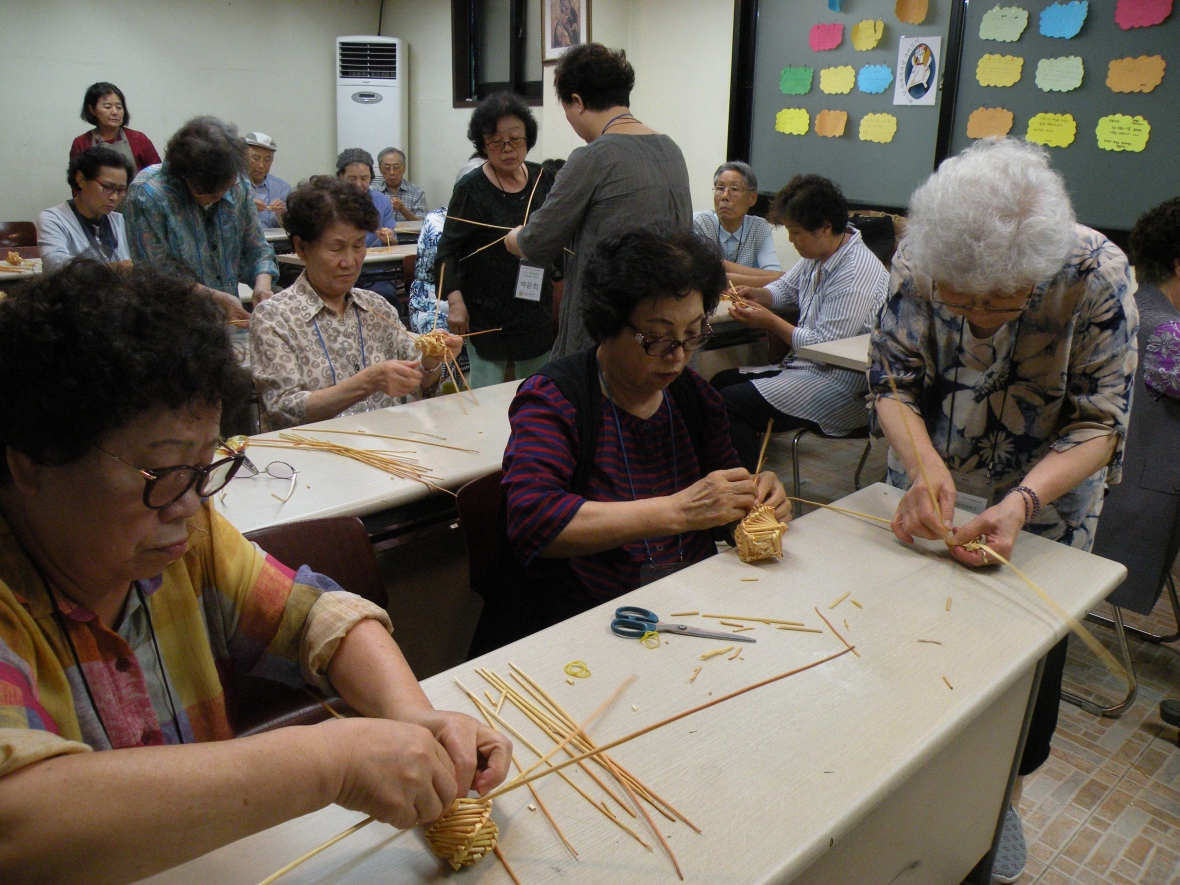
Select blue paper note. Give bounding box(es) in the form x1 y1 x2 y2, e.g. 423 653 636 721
1039 1 1088 38
858 64 894 94
828 0 843 10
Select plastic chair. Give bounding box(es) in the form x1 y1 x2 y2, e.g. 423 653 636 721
785 425 873 506
229 516 387 736
0 222 36 248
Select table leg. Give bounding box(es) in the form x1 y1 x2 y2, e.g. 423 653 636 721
961 655 1047 885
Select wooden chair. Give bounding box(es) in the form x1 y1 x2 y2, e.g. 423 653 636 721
228 516 387 736
0 222 37 248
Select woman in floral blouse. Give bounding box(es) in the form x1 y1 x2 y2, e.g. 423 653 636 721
868 137 1137 884
250 177 461 431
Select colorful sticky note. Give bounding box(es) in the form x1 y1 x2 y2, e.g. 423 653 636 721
1115 0 1173 29
829 0 844 11
1039 1 1088 37
977 54 1025 86
896 0 929 24
979 6 1030 41
1107 56 1167 93
859 113 898 143
858 64 895 93
820 66 857 94
1096 114 1151 151
780 66 815 95
775 108 811 136
809 23 844 51
1026 112 1077 147
851 20 885 50
1035 56 1084 91
815 110 849 137
967 107 1015 138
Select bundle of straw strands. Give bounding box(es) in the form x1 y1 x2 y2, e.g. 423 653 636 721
248 433 451 495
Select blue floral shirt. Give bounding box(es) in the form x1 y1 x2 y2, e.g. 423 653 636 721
124 164 278 295
408 208 449 334
868 224 1138 550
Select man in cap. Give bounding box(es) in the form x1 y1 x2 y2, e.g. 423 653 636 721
243 131 291 228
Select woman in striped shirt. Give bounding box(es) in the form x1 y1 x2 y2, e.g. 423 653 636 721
502 226 789 616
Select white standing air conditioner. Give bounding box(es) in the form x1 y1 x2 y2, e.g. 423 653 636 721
336 36 407 166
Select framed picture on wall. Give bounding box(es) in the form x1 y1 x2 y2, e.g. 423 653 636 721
543 0 590 64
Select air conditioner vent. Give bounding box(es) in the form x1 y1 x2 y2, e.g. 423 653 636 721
338 42 397 79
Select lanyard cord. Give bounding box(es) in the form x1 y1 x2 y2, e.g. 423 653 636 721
312 303 368 386
136 584 184 744
600 112 638 135
717 216 749 262
945 313 1024 477
67 199 118 261
599 366 684 564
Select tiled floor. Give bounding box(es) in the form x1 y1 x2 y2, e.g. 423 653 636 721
768 434 1180 885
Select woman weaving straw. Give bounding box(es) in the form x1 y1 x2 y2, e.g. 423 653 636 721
0 260 510 884
250 176 461 431
502 226 789 624
868 137 1137 884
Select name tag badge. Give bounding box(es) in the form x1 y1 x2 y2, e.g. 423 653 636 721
949 469 997 516
514 261 545 301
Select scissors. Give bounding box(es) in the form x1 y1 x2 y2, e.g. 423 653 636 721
610 606 756 643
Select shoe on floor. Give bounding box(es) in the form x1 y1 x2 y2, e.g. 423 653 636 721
992 804 1027 884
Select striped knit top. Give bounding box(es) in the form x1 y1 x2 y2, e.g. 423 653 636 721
502 369 742 604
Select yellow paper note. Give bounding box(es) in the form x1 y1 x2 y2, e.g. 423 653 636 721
977 54 1024 87
815 110 849 137
966 107 1014 138
1095 114 1151 152
820 66 856 94
1035 56 1085 92
851 19 885 50
859 113 898 143
775 108 810 136
1026 112 1076 147
896 0 929 25
1106 56 1167 94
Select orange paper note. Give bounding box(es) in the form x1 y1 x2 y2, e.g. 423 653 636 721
966 107 1014 138
1106 55 1167 93
816 110 849 137
896 0 929 24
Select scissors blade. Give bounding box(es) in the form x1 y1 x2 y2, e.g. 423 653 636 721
660 624 756 643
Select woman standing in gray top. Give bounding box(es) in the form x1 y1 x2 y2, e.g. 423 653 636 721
506 43 692 358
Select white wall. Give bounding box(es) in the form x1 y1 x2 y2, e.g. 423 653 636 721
0 0 381 222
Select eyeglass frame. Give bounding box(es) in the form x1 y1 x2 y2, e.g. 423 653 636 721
627 322 714 357
94 180 129 197
95 444 246 510
236 459 299 504
931 283 1034 315
712 184 752 196
484 136 528 153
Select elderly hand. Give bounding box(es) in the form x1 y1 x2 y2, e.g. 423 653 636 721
891 460 957 544
253 197 269 213
391 197 407 214
754 470 791 522
446 292 470 335
376 227 396 245
211 290 251 324
421 334 464 373
269 199 285 216
672 467 758 532
733 285 773 307
729 299 777 331
363 360 425 398
946 493 1026 568
326 717 460 828
397 709 513 797
253 283 273 304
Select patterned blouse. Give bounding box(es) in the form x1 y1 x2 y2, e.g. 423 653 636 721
408 207 448 334
249 272 431 430
868 224 1138 550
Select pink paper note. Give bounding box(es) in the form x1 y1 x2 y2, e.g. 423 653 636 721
809 23 844 51
1115 0 1173 28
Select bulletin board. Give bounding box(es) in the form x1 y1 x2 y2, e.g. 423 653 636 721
947 0 1179 231
746 1 956 212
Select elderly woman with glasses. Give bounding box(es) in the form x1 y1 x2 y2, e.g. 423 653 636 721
868 137 1137 885
38 146 135 272
435 92 556 388
0 260 510 884
502 226 789 620
692 161 780 284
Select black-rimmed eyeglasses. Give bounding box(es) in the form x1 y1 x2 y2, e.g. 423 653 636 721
628 322 713 357
97 445 246 509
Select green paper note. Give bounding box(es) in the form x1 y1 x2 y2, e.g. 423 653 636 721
780 66 814 95
1035 56 1084 91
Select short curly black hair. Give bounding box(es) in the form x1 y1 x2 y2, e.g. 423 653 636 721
553 44 635 111
768 174 848 234
283 175 380 243
67 145 135 192
581 226 725 343
467 93 539 159
81 82 130 127
1128 197 1180 286
0 260 248 482
164 116 247 195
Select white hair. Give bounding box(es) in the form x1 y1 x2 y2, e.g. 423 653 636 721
906 138 1076 295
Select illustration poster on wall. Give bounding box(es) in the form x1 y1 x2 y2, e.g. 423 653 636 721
893 36 942 106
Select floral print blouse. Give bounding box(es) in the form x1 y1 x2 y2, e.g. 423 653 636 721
408 207 448 334
249 272 431 430
868 224 1138 550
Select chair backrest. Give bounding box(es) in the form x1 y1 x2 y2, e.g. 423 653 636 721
0 222 37 248
244 515 386 606
456 470 507 602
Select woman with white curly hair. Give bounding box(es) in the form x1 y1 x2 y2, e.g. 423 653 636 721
868 137 1138 883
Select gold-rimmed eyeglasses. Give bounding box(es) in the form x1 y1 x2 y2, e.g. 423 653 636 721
627 322 714 357
485 136 527 153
